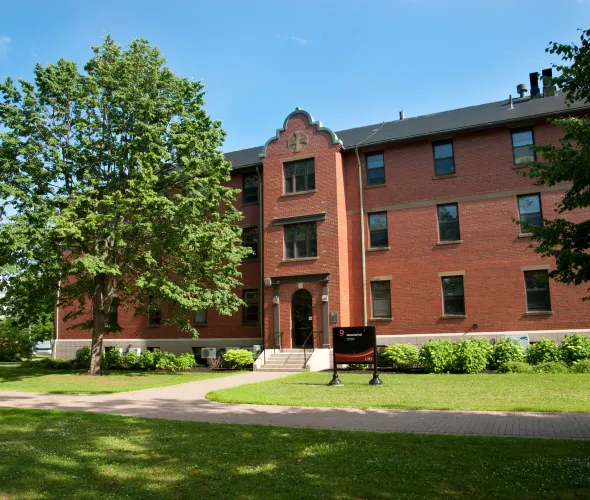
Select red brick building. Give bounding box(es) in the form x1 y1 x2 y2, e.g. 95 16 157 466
55 73 590 362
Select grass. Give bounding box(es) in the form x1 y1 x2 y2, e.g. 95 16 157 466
207 372 590 413
0 366 236 394
0 408 588 499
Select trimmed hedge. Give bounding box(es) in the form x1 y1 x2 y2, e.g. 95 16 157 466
559 334 590 365
492 338 525 368
526 338 560 365
222 349 254 370
498 361 534 374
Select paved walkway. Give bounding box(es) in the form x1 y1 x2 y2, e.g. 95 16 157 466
1 371 589 439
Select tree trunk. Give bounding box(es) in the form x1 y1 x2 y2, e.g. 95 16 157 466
89 275 113 375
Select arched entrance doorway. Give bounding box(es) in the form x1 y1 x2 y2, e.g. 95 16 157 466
292 289 313 347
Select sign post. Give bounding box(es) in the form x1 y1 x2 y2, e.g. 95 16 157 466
330 326 382 386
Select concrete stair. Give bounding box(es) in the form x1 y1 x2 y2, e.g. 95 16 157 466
256 349 310 372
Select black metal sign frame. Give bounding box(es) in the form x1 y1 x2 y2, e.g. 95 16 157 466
329 326 382 386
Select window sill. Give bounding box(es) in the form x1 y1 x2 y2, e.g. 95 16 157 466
241 201 260 207
282 257 319 262
512 165 530 171
367 246 390 252
364 183 386 189
436 240 463 246
518 233 533 238
440 314 467 320
280 189 317 198
432 173 457 180
370 317 393 322
525 311 553 316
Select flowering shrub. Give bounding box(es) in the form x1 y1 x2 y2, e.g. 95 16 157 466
492 338 525 368
382 344 420 369
559 334 590 365
527 338 560 365
419 340 454 374
452 339 489 374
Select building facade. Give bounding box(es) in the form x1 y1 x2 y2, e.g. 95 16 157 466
55 74 590 360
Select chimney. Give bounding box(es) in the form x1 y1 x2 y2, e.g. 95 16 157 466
542 68 555 97
516 83 528 98
530 72 540 98
399 110 405 120
509 95 514 109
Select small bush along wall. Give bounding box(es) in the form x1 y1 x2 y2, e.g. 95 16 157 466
382 344 419 369
222 349 254 370
527 338 560 365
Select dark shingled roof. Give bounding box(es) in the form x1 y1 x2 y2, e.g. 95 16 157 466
224 94 590 170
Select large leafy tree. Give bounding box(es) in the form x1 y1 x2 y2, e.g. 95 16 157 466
519 29 590 299
0 36 248 374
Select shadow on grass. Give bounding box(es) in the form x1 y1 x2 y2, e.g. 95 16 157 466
0 408 589 500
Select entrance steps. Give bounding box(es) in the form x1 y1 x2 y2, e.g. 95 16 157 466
256 349 311 372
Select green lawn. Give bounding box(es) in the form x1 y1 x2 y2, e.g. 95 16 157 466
0 366 235 394
0 409 588 499
208 372 590 413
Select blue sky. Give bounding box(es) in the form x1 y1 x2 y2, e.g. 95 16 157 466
1 0 589 152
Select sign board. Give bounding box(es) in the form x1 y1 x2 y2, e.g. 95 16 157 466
332 326 376 364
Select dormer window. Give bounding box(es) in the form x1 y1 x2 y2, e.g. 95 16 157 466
284 158 315 193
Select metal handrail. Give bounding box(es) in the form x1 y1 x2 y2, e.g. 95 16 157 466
302 330 323 368
261 331 283 365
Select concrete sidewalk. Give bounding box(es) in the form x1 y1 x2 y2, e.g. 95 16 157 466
1 371 589 439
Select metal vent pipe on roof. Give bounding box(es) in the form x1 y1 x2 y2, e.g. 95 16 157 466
399 110 405 120
530 72 540 99
516 83 528 98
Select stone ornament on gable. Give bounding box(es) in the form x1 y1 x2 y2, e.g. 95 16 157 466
287 131 309 153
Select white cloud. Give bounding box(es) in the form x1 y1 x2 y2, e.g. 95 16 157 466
290 36 311 46
0 36 11 57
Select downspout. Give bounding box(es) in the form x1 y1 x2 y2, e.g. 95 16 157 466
355 147 368 327
52 279 61 360
257 165 264 344
353 122 385 327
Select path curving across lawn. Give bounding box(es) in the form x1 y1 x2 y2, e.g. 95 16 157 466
0 366 237 394
207 372 590 413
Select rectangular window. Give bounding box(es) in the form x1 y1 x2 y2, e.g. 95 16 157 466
368 212 388 248
284 222 317 259
284 158 315 193
107 298 118 330
442 276 465 316
147 346 160 352
518 194 542 232
371 281 391 318
242 173 258 204
194 309 207 325
437 203 460 241
148 296 162 326
242 289 259 323
366 152 385 186
524 270 552 312
242 226 259 259
512 128 535 165
433 140 455 176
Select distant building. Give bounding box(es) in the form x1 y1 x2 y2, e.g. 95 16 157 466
55 71 590 365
